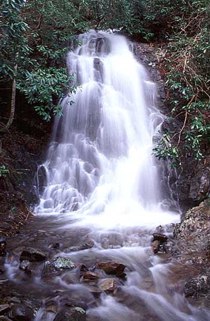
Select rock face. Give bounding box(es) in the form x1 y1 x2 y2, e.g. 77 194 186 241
174 200 210 257
172 200 210 305
189 165 210 204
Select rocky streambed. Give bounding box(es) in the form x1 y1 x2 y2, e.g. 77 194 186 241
0 203 210 321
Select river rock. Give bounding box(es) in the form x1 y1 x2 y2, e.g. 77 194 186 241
151 240 161 254
42 257 76 279
152 233 168 243
97 262 126 277
66 240 94 252
151 233 168 254
0 238 6 256
81 271 99 282
51 257 76 270
98 278 118 293
20 248 46 262
53 307 86 321
45 300 58 314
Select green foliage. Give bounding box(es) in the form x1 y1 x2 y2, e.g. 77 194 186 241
0 0 29 79
17 67 71 121
154 0 210 164
153 133 180 167
1 0 210 149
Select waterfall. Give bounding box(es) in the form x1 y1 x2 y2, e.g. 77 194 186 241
12 30 210 321
35 30 178 228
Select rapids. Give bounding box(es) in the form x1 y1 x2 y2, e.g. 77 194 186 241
3 31 210 321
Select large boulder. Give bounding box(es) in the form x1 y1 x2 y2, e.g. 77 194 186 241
174 200 210 258
172 200 210 307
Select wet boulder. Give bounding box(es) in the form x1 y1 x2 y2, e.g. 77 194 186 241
173 200 210 257
20 248 46 262
53 307 86 321
97 261 126 278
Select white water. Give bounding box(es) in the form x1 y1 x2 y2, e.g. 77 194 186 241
35 31 178 228
34 31 210 321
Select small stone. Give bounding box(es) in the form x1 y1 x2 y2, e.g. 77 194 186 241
19 260 31 275
45 301 58 314
20 248 46 262
81 271 99 282
52 257 75 270
98 278 118 293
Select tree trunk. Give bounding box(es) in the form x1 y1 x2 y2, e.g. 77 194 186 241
0 65 17 132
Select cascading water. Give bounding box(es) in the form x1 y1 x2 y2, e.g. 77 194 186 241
36 30 177 228
31 31 210 321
